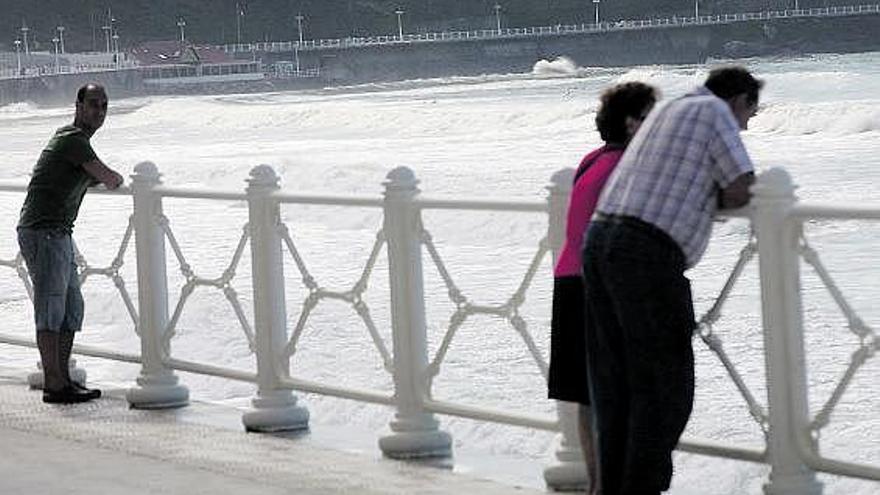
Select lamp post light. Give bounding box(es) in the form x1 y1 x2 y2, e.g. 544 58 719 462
494 4 502 34
13 39 22 76
52 37 60 73
20 21 30 55
394 8 404 41
113 33 120 59
57 25 66 54
593 0 601 25
177 17 187 43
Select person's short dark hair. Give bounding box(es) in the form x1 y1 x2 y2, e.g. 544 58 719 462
76 83 106 103
704 66 763 104
595 82 658 144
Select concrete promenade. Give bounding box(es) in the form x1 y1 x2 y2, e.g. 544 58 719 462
0 372 542 495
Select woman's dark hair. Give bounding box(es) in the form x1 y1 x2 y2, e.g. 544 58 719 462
595 82 658 144
704 66 764 104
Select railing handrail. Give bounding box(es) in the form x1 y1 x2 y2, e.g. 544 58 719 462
790 201 880 220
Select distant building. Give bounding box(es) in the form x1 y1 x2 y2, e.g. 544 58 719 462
129 40 264 87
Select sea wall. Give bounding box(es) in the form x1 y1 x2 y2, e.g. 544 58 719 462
301 27 711 83
0 69 143 107
705 13 880 57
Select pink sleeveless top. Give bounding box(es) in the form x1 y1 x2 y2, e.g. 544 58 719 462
554 146 624 277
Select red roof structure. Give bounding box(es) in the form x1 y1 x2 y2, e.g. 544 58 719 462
129 41 236 66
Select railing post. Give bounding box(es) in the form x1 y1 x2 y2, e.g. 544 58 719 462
241 165 309 432
126 161 189 409
752 168 823 495
379 166 452 459
542 168 588 491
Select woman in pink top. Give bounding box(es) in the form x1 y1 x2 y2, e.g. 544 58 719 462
548 82 657 494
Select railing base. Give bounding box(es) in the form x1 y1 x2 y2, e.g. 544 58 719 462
126 374 190 409
242 391 310 432
763 475 823 495
27 359 87 390
544 402 588 491
543 462 587 492
379 429 453 459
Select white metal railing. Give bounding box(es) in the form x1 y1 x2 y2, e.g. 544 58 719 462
216 4 880 54
0 164 878 493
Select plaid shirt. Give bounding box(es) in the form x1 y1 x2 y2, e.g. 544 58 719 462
596 86 754 268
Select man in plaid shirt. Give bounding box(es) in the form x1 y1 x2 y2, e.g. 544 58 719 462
582 66 761 494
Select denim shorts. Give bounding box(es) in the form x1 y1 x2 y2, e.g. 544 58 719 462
17 227 83 333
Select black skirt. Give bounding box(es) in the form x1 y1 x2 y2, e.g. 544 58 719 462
547 275 591 404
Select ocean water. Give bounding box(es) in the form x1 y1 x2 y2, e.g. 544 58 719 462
0 52 878 494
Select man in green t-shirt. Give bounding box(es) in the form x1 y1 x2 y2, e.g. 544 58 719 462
17 83 124 404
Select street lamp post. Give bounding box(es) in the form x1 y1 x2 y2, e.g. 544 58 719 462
494 4 502 34
113 32 120 64
593 0 601 25
52 37 60 73
177 18 187 43
13 39 22 76
20 21 30 55
102 24 111 52
103 8 115 53
695 0 700 19
295 13 304 44
294 13 304 74
236 2 245 44
394 8 404 41
57 25 66 54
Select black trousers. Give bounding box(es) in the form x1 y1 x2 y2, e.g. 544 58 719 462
582 216 696 495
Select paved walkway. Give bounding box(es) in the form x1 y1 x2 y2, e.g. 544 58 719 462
0 374 543 495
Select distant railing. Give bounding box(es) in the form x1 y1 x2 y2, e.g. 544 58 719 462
0 60 139 80
0 165 878 493
270 63 321 79
217 4 880 54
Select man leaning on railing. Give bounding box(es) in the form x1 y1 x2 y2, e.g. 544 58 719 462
16 83 124 404
581 66 762 494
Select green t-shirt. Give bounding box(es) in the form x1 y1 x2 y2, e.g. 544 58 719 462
18 125 99 232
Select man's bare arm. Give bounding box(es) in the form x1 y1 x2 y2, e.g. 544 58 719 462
719 172 755 210
82 159 123 190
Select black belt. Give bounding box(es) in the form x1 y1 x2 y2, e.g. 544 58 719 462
592 211 652 226
591 212 683 259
